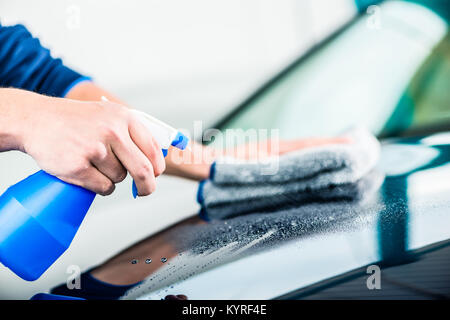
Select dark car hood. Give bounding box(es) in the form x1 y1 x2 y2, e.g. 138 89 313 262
123 132 450 300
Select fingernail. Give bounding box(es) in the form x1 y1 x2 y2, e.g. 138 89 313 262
132 180 138 198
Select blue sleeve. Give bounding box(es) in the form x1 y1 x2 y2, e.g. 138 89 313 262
0 23 90 97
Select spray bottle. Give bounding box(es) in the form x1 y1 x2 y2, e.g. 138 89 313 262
0 110 188 281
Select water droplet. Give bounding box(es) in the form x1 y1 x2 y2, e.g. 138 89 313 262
145 258 152 264
161 257 167 263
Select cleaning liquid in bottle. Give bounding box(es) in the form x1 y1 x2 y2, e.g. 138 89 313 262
0 111 188 281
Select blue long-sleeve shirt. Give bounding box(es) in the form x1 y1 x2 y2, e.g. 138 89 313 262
0 23 89 97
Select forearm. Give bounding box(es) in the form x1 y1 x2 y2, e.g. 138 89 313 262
65 80 126 105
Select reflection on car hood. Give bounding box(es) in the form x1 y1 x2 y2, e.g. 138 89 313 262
123 132 450 300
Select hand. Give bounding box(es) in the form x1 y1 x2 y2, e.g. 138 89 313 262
164 137 351 181
225 137 352 160
14 90 165 196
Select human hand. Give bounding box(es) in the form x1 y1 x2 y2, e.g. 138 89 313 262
163 136 351 181
224 136 352 160
16 90 165 196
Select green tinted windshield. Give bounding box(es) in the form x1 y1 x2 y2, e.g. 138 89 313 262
218 1 450 139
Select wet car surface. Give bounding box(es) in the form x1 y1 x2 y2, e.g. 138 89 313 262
122 132 450 300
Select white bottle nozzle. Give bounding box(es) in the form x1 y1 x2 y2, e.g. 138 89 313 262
131 109 189 151
100 96 189 152
130 109 189 197
100 96 189 198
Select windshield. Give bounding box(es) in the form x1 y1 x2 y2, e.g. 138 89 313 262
216 1 450 139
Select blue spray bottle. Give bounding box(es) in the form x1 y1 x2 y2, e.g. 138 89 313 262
0 110 188 281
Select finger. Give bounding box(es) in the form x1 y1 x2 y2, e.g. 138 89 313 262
110 135 156 196
278 137 352 155
128 117 166 177
68 166 115 196
91 146 127 183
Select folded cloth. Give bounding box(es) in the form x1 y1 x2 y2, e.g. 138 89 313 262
198 127 381 220
199 169 383 220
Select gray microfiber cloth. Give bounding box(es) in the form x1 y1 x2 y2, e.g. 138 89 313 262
197 127 382 220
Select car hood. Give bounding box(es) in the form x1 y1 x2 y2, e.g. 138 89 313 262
123 131 450 300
